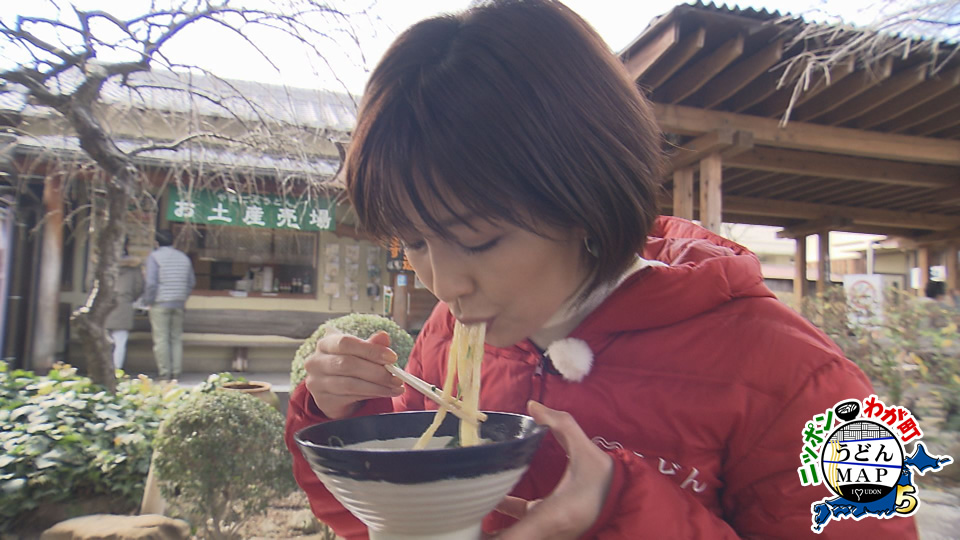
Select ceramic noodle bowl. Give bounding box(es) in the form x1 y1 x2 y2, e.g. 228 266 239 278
295 411 548 540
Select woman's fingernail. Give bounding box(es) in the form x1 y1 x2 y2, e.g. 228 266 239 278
382 350 398 364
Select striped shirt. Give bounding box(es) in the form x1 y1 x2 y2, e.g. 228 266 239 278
143 246 196 308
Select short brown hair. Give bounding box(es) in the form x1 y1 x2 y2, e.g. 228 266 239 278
345 0 663 294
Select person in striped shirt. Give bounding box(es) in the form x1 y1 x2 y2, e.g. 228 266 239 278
141 229 195 381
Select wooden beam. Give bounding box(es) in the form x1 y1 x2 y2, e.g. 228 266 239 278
624 22 679 81
673 167 694 220
724 147 959 188
687 38 784 109
642 27 706 90
874 88 960 133
653 34 745 104
853 65 960 129
669 129 734 170
795 234 807 301
721 195 960 230
818 231 830 294
817 64 928 126
778 217 852 238
652 103 960 165
669 129 754 172
750 59 856 117
700 152 723 232
792 58 894 122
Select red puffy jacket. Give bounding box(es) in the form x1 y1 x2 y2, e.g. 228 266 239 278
285 216 918 539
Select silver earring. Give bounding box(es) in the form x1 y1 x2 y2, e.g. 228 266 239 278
584 237 600 258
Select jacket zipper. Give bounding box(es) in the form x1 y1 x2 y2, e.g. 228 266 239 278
531 355 547 403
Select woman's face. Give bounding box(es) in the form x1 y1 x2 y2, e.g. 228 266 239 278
401 206 590 348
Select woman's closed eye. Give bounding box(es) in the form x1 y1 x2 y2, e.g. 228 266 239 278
462 237 500 255
402 239 427 252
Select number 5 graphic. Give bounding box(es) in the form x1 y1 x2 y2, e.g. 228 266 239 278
895 484 918 514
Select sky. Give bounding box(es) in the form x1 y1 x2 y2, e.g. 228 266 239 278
0 0 891 94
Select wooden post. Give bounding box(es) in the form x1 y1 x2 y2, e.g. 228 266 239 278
795 235 807 303
32 174 64 372
946 243 958 297
699 152 723 233
673 168 694 220
817 231 830 295
917 246 930 295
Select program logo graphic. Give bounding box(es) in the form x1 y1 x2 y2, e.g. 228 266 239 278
799 395 953 533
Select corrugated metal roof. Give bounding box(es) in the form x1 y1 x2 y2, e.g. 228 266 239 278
0 68 358 132
17 134 340 179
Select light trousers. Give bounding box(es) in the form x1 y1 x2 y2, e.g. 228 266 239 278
148 307 184 380
110 329 129 369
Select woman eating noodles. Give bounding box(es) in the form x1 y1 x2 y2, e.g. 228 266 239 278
284 1 917 538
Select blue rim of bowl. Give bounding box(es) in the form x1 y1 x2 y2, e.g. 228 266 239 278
294 411 549 483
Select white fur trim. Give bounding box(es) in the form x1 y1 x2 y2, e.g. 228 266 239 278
545 338 594 382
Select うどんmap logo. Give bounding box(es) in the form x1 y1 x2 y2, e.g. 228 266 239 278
798 395 953 533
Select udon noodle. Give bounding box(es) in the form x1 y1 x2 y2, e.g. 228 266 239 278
413 322 486 449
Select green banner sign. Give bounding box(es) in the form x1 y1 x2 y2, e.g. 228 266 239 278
165 186 335 232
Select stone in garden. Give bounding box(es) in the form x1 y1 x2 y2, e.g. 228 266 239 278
39 514 190 540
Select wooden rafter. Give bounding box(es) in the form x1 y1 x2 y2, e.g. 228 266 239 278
773 177 838 200
748 60 856 117
874 88 960 132
727 171 780 194
791 58 894 122
830 183 897 206
653 34 744 104
852 66 960 129
724 147 958 188
906 105 960 136
807 180 885 205
853 185 919 208
740 175 801 197
641 27 706 90
723 65 790 112
817 64 928 126
624 23 679 81
686 38 784 109
653 103 960 165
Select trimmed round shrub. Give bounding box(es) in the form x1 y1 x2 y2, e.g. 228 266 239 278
153 389 295 540
291 313 415 388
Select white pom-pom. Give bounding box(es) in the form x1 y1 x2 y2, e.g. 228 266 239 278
545 338 594 382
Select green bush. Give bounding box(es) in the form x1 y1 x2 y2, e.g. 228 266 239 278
153 389 295 540
291 313 415 388
800 287 960 424
0 362 185 530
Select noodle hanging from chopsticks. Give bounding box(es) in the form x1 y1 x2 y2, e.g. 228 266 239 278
413 322 486 449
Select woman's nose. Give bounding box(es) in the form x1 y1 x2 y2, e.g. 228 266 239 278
427 249 474 304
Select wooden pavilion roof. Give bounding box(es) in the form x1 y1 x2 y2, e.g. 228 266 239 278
620 2 960 244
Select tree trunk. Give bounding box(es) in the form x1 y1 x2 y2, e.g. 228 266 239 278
71 182 129 391
32 174 64 373
65 99 139 392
